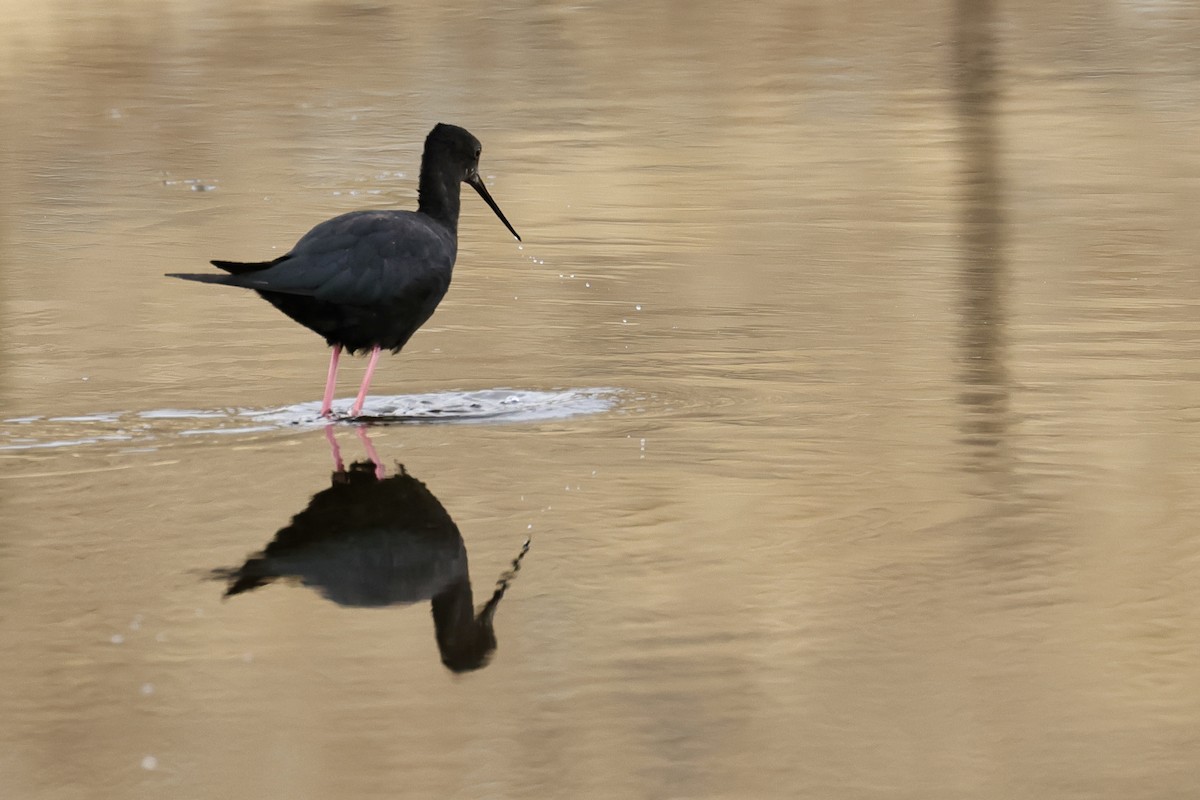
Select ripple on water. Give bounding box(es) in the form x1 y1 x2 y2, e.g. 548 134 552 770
0 388 622 455
263 388 621 426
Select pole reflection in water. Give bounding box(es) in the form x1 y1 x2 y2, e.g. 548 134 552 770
215 426 530 673
954 0 1011 474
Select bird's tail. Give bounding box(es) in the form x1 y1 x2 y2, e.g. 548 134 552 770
165 272 238 285
166 255 291 284
210 256 291 274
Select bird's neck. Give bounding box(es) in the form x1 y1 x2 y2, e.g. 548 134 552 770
417 167 461 232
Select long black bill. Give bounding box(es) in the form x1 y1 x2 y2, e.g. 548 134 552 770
467 173 521 241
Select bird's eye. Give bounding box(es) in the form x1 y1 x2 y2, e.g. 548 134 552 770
474 147 481 160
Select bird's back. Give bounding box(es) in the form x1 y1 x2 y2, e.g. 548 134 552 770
210 209 459 353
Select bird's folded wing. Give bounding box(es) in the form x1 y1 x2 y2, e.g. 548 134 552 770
233 251 447 307
220 210 455 305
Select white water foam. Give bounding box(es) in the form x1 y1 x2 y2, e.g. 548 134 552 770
0 388 621 453
255 388 619 426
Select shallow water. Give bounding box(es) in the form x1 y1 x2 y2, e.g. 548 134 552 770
5 1 1200 798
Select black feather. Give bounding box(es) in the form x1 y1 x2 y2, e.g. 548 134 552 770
210 255 291 275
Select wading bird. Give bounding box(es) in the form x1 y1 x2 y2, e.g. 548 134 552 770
169 123 520 417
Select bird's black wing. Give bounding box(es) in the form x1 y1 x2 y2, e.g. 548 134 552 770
214 211 456 305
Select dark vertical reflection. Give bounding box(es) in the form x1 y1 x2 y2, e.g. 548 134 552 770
954 0 1011 475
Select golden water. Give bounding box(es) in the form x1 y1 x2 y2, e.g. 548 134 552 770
4 1 1200 797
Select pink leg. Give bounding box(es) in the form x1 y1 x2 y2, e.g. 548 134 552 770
355 425 386 479
320 345 342 417
350 345 382 418
324 424 345 473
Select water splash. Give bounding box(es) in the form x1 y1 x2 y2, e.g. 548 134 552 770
264 388 619 425
0 388 621 453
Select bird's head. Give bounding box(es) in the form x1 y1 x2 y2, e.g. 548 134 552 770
426 123 521 241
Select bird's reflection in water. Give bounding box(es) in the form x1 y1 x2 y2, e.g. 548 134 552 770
216 425 529 672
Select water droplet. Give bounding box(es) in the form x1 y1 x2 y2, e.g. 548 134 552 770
635 305 642 311
141 756 157 771
585 282 590 288
140 683 155 696
110 634 124 645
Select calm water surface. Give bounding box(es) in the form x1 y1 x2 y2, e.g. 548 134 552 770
4 1 1200 798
